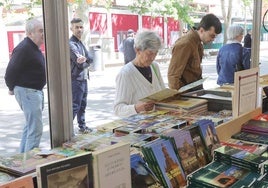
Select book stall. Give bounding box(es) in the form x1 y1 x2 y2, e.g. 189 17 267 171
1 70 268 188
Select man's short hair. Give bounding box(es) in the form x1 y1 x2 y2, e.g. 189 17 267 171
197 14 222 34
71 18 83 24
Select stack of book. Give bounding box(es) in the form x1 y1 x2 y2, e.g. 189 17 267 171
187 160 263 188
187 145 268 187
155 97 208 115
220 138 268 155
214 145 268 174
231 114 268 145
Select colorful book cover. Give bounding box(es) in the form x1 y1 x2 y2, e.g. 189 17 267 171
188 161 260 188
241 119 268 134
161 129 200 175
186 125 210 166
214 145 268 173
130 153 162 188
146 139 187 188
220 138 267 155
0 148 66 176
36 152 93 188
196 119 221 158
231 131 268 145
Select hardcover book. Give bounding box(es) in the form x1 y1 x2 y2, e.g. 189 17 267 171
36 152 93 188
187 161 262 188
195 119 221 158
231 131 268 145
213 145 268 173
185 124 210 165
92 142 131 188
130 153 162 188
0 174 34 188
241 119 268 135
161 129 200 175
142 138 187 187
220 138 267 155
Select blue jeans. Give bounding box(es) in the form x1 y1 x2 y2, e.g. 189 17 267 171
14 86 44 153
72 79 88 127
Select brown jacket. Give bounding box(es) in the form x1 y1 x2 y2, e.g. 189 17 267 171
168 29 203 90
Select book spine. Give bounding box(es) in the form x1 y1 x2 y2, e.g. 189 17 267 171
141 146 167 188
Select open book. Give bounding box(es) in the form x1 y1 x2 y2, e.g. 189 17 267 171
140 78 207 102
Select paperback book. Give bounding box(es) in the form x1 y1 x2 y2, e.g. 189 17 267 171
92 142 131 188
160 128 200 175
36 152 93 188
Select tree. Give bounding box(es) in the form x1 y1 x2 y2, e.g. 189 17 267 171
221 0 233 44
129 0 193 34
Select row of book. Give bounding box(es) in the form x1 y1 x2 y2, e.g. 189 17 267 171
1 107 263 187
0 106 230 188
0 142 132 188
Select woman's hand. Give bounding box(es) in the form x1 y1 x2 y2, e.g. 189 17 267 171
135 101 155 113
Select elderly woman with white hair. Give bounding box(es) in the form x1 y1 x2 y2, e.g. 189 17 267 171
114 30 165 117
216 25 251 85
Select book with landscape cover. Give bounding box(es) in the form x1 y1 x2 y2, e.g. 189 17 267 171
130 153 162 188
213 145 268 173
160 128 200 175
231 131 268 145
0 174 34 188
142 138 187 187
36 152 93 188
185 124 210 166
92 142 131 188
220 138 267 155
0 148 66 176
195 119 221 160
187 160 262 188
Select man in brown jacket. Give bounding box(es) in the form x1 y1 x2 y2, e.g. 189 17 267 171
168 14 222 91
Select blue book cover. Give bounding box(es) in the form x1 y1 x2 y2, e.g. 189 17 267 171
147 139 187 188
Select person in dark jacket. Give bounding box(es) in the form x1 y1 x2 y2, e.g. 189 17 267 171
244 29 252 49
216 25 251 86
119 29 136 64
69 18 93 133
5 18 46 153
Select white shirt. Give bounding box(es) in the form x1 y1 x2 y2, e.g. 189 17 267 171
114 61 165 118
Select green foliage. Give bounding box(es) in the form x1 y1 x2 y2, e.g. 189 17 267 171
129 0 193 25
